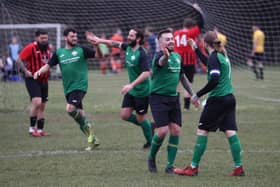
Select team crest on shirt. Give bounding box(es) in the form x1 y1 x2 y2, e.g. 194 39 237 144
131 55 136 61
71 50 78 56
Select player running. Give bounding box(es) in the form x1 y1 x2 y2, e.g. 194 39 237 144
34 28 102 151
86 28 153 149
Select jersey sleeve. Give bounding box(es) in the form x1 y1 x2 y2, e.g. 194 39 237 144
19 44 32 61
138 48 149 72
153 51 164 67
48 52 59 67
196 52 220 97
81 46 96 59
120 43 128 51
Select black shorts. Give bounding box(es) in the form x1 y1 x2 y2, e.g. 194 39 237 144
149 94 181 127
25 77 48 103
198 94 237 132
252 53 264 63
182 65 196 83
65 90 86 109
122 93 149 115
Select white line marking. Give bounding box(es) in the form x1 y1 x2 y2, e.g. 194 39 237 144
1 149 279 159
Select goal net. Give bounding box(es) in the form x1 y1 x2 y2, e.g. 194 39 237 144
1 0 279 68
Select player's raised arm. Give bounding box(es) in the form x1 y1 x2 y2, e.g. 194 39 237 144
86 31 122 48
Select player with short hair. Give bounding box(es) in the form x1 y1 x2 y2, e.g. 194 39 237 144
174 31 245 176
34 27 102 151
174 14 204 111
17 29 51 137
147 29 198 174
86 28 153 149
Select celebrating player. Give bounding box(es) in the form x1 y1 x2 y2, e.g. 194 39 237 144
16 29 51 137
34 28 101 151
174 31 245 176
86 28 153 149
174 7 204 110
147 29 198 174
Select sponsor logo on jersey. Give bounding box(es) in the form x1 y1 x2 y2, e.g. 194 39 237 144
72 50 78 56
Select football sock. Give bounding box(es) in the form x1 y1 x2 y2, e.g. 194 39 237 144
260 68 264 79
37 118 45 130
68 109 92 136
149 134 164 160
125 114 140 126
191 135 208 167
228 134 242 167
167 135 179 168
140 120 152 143
30 116 37 128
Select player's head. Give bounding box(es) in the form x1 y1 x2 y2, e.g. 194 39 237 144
157 28 174 51
183 18 196 29
252 25 259 32
63 27 78 47
35 29 49 51
203 31 224 54
127 28 144 47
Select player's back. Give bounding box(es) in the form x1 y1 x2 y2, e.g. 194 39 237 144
174 26 200 65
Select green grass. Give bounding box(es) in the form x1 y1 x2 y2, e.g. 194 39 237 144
0 67 280 187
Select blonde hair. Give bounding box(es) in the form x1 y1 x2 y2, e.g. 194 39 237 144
204 31 227 55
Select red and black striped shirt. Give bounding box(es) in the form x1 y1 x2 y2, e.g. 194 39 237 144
19 42 51 82
174 26 201 66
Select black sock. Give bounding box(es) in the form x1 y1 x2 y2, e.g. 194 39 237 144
252 66 259 79
30 116 37 128
260 68 264 79
37 118 45 130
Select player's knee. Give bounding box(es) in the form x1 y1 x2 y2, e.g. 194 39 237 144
120 113 130 121
66 104 76 113
157 126 169 138
32 97 42 107
225 130 236 137
170 124 181 136
197 128 208 136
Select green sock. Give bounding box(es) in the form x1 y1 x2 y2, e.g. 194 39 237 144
149 134 164 160
167 135 179 168
68 110 91 136
125 114 140 126
228 134 242 167
140 120 152 143
191 135 208 167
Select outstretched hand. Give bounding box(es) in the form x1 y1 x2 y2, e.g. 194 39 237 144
191 94 200 108
85 31 100 45
121 84 133 95
187 39 197 50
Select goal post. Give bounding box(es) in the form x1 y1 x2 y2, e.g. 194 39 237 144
0 23 63 49
0 23 64 76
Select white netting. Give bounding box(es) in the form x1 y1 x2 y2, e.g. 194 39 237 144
0 0 279 69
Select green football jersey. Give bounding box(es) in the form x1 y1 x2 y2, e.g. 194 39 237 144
49 46 95 95
208 52 233 97
151 51 181 96
124 45 151 97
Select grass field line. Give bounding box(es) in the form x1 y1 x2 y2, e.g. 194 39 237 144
236 91 280 103
1 149 280 159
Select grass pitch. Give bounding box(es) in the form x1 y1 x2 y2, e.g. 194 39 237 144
0 67 279 187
